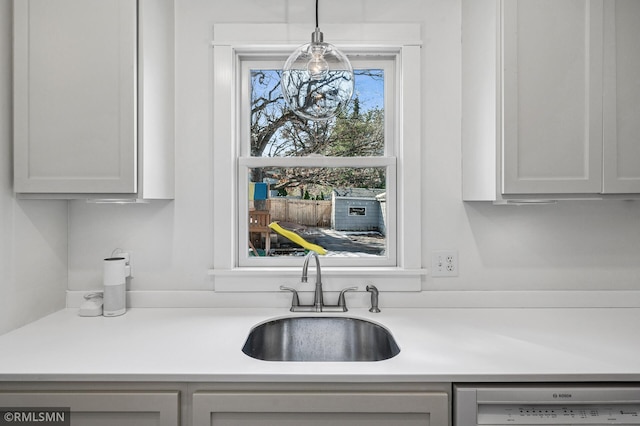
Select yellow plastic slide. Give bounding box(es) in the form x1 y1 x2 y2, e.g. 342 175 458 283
268 222 327 255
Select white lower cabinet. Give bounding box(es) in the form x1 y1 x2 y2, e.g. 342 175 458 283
0 384 450 426
0 391 179 426
192 390 449 426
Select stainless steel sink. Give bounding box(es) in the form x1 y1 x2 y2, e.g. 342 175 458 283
242 316 400 362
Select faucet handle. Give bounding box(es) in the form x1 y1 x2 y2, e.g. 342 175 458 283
337 286 358 311
280 286 300 311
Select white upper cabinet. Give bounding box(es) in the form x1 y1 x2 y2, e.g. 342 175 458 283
463 0 640 201
13 0 174 200
502 0 603 195
602 0 640 193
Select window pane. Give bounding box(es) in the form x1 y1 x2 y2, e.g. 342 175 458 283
248 167 387 257
250 69 384 157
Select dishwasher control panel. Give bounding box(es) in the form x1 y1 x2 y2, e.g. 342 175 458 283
478 404 640 424
455 385 640 426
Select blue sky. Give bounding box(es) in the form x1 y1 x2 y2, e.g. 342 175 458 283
352 69 384 112
251 68 384 114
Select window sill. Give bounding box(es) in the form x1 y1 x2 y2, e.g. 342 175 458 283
208 267 426 292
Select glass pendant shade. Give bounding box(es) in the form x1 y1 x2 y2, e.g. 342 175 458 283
281 29 354 121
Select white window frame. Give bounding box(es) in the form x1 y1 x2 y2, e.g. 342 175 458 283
239 56 396 268
210 23 425 292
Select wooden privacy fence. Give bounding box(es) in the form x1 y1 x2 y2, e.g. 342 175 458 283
269 198 332 227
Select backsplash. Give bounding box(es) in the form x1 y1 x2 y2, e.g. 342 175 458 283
2 0 640 322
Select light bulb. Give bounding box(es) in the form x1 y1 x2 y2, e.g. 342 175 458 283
307 44 329 80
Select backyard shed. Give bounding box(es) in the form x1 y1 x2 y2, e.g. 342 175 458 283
331 188 386 233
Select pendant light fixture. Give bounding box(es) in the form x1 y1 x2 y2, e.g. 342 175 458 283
281 0 354 121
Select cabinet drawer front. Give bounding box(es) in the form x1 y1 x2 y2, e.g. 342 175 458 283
0 391 179 426
193 391 449 426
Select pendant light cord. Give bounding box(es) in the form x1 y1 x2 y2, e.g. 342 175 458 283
315 0 319 29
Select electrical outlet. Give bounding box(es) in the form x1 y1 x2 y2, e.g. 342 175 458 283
431 250 458 277
120 252 132 277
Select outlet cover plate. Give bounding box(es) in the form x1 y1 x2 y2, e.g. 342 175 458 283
431 250 458 277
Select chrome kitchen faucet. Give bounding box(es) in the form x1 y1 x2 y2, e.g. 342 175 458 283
281 251 357 312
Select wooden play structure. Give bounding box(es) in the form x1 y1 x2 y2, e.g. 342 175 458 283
249 208 271 255
249 182 271 255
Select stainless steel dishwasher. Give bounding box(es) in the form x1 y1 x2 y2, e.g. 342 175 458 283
455 384 640 426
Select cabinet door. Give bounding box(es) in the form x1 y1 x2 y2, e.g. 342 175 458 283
602 0 640 193
13 0 137 194
502 0 604 194
192 391 448 426
0 392 179 426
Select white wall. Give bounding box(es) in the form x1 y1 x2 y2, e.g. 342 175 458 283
60 0 640 305
0 0 68 335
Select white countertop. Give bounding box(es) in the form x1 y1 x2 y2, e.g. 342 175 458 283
0 307 639 383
